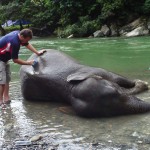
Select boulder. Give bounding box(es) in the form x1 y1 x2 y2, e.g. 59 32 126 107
119 18 144 36
93 30 104 37
110 24 119 36
147 18 150 30
101 25 110 36
67 34 74 38
125 26 149 37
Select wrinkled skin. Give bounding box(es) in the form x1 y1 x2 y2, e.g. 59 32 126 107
20 49 150 118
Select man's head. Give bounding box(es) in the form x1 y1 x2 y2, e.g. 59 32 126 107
19 29 33 43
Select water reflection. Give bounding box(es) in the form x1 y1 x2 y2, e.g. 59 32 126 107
0 80 149 149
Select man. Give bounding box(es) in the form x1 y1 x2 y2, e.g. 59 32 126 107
0 28 45 105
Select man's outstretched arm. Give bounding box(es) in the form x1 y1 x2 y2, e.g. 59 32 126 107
26 43 46 55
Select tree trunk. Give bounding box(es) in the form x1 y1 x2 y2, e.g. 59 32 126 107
0 25 6 36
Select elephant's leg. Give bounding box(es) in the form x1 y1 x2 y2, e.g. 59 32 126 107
70 77 150 117
109 73 135 88
97 69 135 88
96 69 148 93
82 67 135 88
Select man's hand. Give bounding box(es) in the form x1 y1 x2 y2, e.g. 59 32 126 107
27 60 35 65
37 49 47 56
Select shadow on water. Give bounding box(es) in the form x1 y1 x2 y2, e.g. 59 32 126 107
0 37 150 149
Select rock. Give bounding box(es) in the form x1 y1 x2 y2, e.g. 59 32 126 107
110 24 119 36
93 30 104 37
48 146 55 150
101 25 110 36
15 140 32 146
30 134 43 142
137 140 143 144
119 18 143 35
143 29 149 35
132 131 139 137
92 142 99 146
147 19 150 30
4 123 13 132
125 26 149 37
67 34 74 38
88 35 94 38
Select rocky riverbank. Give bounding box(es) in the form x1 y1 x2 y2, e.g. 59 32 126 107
94 17 150 38
67 17 150 38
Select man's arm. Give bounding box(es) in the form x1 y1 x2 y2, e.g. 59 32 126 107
13 58 34 65
26 43 46 55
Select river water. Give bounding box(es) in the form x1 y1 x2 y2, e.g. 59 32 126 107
0 37 150 149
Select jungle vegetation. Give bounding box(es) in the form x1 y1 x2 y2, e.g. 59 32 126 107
0 0 150 37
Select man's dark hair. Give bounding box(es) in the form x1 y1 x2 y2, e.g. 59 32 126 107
20 29 33 39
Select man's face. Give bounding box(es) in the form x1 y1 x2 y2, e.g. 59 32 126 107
20 36 31 43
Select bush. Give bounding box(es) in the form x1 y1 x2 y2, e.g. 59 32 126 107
56 18 100 38
143 0 150 14
4 25 30 34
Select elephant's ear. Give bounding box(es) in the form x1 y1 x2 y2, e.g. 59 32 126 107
67 72 93 82
67 72 103 82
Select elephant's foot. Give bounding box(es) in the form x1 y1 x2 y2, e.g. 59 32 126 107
134 80 149 94
120 80 149 95
58 106 76 116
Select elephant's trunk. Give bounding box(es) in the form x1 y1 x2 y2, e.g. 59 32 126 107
122 96 150 115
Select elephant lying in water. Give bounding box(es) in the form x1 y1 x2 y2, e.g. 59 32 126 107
20 49 150 117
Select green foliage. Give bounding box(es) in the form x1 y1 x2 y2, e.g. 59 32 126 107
57 17 100 38
100 0 124 18
143 0 150 14
4 25 30 33
0 0 149 37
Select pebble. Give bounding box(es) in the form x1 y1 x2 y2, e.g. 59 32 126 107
137 140 143 144
4 123 13 131
92 142 99 146
30 134 43 142
15 140 32 146
48 146 55 150
132 132 139 137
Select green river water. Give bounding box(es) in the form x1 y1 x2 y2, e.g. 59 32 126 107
0 36 150 149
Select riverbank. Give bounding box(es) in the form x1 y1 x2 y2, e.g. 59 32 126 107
1 17 150 39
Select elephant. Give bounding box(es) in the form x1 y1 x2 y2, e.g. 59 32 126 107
20 49 150 118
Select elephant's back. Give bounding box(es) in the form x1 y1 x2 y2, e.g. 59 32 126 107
22 49 81 76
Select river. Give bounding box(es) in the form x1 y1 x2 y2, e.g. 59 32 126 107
0 37 150 150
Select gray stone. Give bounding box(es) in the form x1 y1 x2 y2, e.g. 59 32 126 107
101 25 110 36
15 140 32 146
110 24 119 36
125 26 149 37
93 30 104 37
30 134 43 142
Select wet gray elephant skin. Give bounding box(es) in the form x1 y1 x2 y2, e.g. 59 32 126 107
20 49 150 118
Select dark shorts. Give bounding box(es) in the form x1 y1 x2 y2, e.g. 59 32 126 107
0 61 11 84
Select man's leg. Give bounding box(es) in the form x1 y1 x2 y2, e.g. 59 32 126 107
0 84 4 105
3 63 11 103
3 83 10 102
0 61 6 105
